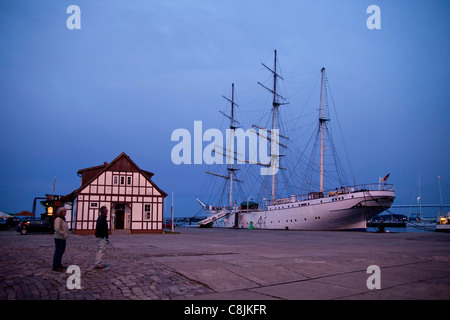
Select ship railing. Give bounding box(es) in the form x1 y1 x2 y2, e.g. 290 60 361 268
216 183 395 213
265 183 394 205
348 183 394 193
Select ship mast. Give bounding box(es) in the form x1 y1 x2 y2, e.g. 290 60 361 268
258 50 287 203
319 67 327 193
205 83 242 209
305 66 351 195
271 51 279 202
224 83 239 207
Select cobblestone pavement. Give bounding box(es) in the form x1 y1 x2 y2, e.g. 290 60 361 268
0 231 213 300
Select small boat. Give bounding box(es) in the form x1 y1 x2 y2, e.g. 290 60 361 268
436 213 450 232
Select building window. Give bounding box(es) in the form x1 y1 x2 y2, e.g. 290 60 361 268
127 176 132 185
120 176 125 185
144 204 151 220
113 176 118 185
90 202 98 208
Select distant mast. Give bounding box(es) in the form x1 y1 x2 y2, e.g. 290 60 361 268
418 172 422 218
438 176 444 216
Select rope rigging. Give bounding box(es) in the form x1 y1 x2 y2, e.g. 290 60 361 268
196 54 360 213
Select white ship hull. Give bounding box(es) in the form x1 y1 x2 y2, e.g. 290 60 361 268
200 189 395 231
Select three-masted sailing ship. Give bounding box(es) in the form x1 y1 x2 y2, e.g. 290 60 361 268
196 51 395 231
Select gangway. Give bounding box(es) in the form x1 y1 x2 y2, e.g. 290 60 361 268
198 210 229 226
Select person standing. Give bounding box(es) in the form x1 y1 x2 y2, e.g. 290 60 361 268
94 206 109 269
52 207 69 271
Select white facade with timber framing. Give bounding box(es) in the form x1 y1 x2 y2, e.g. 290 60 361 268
63 152 167 235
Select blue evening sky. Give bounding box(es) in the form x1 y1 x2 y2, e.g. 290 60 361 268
0 0 449 217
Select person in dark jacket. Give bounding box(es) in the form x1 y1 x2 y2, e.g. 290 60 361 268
94 206 109 269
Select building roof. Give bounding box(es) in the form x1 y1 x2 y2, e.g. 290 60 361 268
62 152 167 202
16 211 34 216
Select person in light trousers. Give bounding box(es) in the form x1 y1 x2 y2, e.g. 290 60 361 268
94 206 109 269
53 207 69 271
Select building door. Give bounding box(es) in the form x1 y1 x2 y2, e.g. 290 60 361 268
115 204 125 229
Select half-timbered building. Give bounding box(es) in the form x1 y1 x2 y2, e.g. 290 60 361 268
63 152 167 235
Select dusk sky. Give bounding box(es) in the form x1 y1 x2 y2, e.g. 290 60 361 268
0 0 449 217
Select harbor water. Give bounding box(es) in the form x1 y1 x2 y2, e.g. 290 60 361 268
367 226 434 233
172 220 437 233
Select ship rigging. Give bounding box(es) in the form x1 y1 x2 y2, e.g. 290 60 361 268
196 50 395 230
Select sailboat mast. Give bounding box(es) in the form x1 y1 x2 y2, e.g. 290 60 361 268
320 67 326 193
418 172 422 218
271 51 278 203
438 176 444 216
